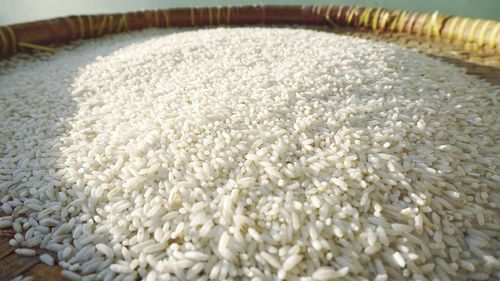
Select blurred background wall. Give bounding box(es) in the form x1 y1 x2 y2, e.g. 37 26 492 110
1 0 499 25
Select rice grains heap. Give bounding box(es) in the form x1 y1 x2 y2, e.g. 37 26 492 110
0 28 499 281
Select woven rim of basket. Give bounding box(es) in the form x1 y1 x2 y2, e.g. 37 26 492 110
0 5 499 59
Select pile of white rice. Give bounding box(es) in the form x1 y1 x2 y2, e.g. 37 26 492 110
0 28 499 281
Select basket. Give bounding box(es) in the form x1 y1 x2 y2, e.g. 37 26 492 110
0 5 499 281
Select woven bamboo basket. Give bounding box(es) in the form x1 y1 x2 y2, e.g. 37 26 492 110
0 5 499 280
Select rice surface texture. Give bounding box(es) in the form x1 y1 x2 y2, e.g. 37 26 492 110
0 28 499 281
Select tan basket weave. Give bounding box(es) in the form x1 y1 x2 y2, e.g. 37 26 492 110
1 6 499 57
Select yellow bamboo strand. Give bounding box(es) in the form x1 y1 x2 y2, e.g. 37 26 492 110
18 42 55 52
324 5 338 27
389 11 402 32
190 7 196 26
457 18 469 42
488 22 500 48
372 8 382 31
77 16 85 38
5 26 17 53
0 28 8 55
163 11 170 28
477 21 491 46
88 16 94 37
467 19 481 42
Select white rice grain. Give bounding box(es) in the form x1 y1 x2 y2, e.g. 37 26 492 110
15 248 36 256
39 254 55 266
283 255 303 271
